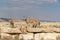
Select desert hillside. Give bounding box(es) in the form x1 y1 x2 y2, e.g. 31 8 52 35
0 17 60 40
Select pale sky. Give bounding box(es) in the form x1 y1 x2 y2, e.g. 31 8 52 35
0 0 60 21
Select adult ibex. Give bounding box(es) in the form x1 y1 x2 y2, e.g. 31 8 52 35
9 19 14 28
23 16 40 28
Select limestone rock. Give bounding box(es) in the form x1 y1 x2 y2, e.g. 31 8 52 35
19 33 34 40
1 27 22 33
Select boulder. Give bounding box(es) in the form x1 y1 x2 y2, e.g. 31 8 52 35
19 33 34 40
1 27 22 33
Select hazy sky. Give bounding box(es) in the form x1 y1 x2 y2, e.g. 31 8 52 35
0 0 60 21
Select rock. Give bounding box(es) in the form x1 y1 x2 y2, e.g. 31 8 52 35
19 33 34 40
1 33 11 38
1 33 13 40
56 35 60 40
34 33 60 40
1 27 22 33
11 35 19 40
34 33 40 40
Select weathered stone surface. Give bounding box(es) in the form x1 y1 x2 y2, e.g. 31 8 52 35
1 33 60 40
19 33 34 40
34 33 40 40
1 33 19 40
0 22 10 27
56 35 60 40
1 27 22 33
27 28 60 33
27 28 43 32
34 33 60 40
1 33 11 39
11 35 19 40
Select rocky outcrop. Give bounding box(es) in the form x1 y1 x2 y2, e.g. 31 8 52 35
1 33 60 40
0 17 60 40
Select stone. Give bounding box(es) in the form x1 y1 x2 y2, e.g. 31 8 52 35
1 33 13 40
1 27 22 33
19 33 34 40
1 33 11 38
11 35 19 40
56 35 60 40
34 33 40 40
